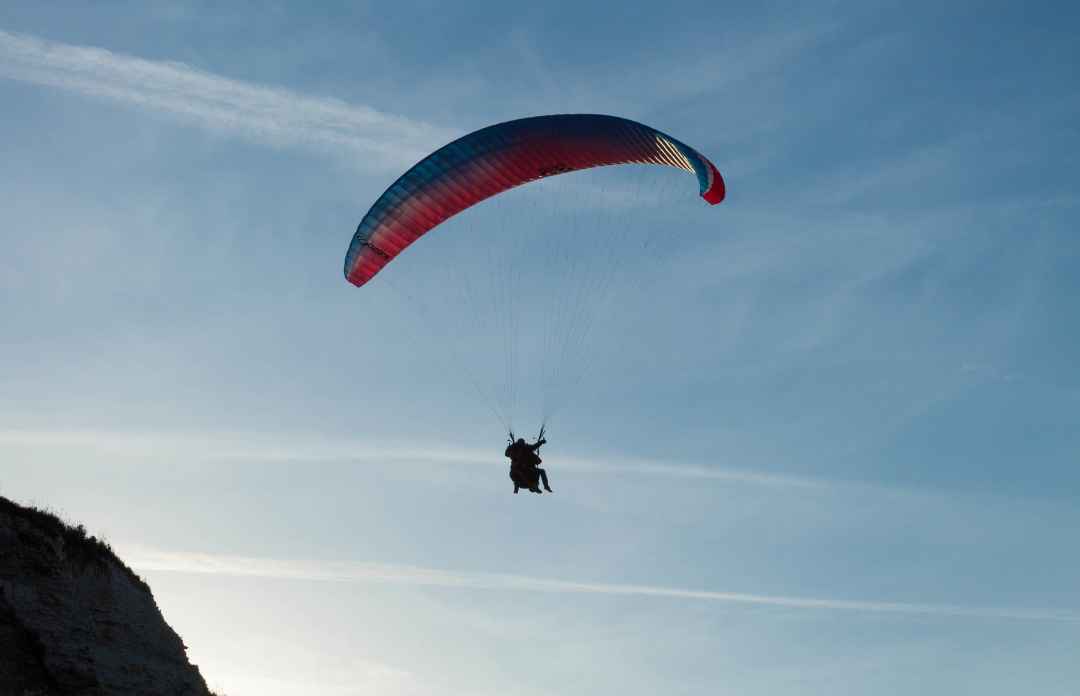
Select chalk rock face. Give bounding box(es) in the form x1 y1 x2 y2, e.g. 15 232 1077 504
0 496 210 696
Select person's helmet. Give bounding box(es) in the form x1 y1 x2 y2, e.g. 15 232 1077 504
516 438 525 445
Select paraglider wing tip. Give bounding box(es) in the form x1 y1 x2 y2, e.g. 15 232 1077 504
702 165 726 204
344 267 368 287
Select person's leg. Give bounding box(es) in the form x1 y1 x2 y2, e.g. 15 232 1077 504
537 468 552 492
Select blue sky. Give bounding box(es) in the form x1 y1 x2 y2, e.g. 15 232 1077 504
1 2 1078 694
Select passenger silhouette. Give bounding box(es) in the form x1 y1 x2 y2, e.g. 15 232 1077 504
505 436 551 494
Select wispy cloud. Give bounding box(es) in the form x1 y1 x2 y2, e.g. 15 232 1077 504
0 28 722 210
127 547 1080 622
0 427 825 488
0 29 452 169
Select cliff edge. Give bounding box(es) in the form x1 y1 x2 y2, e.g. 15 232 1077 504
0 495 211 696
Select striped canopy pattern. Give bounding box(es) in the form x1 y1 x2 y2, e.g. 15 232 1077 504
345 114 725 287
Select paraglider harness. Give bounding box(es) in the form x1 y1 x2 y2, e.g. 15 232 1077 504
507 425 546 493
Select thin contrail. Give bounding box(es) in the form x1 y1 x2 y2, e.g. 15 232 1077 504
0 427 824 488
126 548 1080 623
0 28 452 169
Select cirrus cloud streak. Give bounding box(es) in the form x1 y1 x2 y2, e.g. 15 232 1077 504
126 547 1080 623
0 28 452 169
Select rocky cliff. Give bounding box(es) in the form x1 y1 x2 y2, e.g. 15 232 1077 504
0 495 211 696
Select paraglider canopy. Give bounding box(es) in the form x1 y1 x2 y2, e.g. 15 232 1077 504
345 114 725 287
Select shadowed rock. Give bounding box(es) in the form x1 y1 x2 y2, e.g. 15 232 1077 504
0 496 212 696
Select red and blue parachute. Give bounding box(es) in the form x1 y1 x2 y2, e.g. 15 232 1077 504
345 114 724 287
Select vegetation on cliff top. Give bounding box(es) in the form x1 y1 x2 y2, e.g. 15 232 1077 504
0 495 149 593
